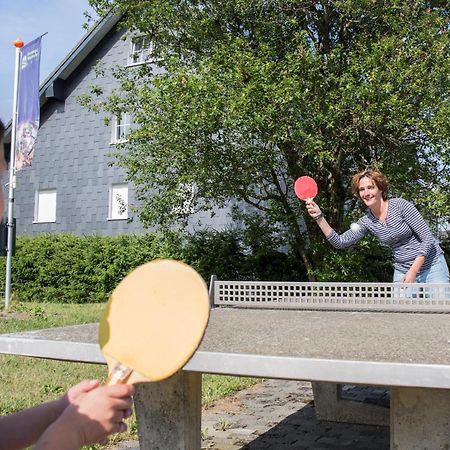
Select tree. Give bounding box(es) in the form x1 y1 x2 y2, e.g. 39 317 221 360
85 0 450 280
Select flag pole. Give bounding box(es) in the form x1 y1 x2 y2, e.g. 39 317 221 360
5 38 24 309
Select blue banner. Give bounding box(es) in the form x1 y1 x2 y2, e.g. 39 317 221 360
16 36 42 171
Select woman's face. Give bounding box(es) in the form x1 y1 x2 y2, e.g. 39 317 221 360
358 176 383 207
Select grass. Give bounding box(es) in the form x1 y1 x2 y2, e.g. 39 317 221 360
0 300 261 448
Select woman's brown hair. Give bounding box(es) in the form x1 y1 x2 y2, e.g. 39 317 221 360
351 169 389 201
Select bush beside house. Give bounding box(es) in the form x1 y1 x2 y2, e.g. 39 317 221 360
0 230 305 303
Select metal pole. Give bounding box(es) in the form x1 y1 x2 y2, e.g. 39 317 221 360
5 39 23 309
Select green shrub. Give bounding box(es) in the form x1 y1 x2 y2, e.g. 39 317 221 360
0 229 301 303
0 233 184 303
309 235 393 282
0 226 400 304
181 228 307 282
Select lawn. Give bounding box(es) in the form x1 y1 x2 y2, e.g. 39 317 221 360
0 301 261 449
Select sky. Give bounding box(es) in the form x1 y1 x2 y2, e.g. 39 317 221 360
0 0 98 122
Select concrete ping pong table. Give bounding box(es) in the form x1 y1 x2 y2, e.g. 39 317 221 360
1 280 450 449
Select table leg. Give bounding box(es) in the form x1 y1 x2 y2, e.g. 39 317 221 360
312 381 389 426
133 371 202 450
391 386 450 449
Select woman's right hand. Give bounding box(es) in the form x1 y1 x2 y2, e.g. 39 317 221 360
305 200 322 220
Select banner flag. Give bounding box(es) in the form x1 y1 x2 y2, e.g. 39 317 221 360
15 36 42 171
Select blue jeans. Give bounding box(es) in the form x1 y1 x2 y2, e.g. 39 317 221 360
393 254 450 283
393 254 450 299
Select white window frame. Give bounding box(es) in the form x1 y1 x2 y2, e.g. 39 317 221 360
111 114 132 144
127 35 153 66
108 183 128 220
34 189 57 223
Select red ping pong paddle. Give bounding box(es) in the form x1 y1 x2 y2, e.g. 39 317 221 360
99 259 210 385
294 176 318 201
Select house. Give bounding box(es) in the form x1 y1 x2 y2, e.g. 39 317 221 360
3 13 233 237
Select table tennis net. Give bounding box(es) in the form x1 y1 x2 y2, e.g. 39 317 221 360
211 279 450 312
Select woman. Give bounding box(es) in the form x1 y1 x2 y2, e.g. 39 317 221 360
306 169 449 283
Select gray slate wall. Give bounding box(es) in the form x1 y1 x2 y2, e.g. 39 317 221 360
13 26 144 236
12 26 234 237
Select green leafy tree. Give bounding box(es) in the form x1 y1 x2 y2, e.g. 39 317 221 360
84 0 449 280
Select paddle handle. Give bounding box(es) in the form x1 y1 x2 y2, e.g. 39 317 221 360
106 362 133 385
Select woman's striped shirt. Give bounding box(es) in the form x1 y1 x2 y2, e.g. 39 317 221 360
326 198 443 273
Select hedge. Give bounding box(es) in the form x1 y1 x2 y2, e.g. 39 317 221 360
0 226 426 304
0 230 304 304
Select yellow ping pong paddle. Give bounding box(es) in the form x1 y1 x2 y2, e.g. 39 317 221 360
98 259 210 384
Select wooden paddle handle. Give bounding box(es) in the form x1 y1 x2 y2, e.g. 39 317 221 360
106 362 133 385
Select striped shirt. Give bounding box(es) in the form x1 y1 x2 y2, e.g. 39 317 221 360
326 198 443 273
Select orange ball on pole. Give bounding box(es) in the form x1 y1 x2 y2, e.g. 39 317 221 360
13 38 24 48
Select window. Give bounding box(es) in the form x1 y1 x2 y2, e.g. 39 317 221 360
109 184 128 220
128 35 153 65
34 189 56 223
111 114 132 144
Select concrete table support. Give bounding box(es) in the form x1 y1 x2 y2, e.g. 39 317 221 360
390 387 450 449
134 371 202 450
312 381 389 426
